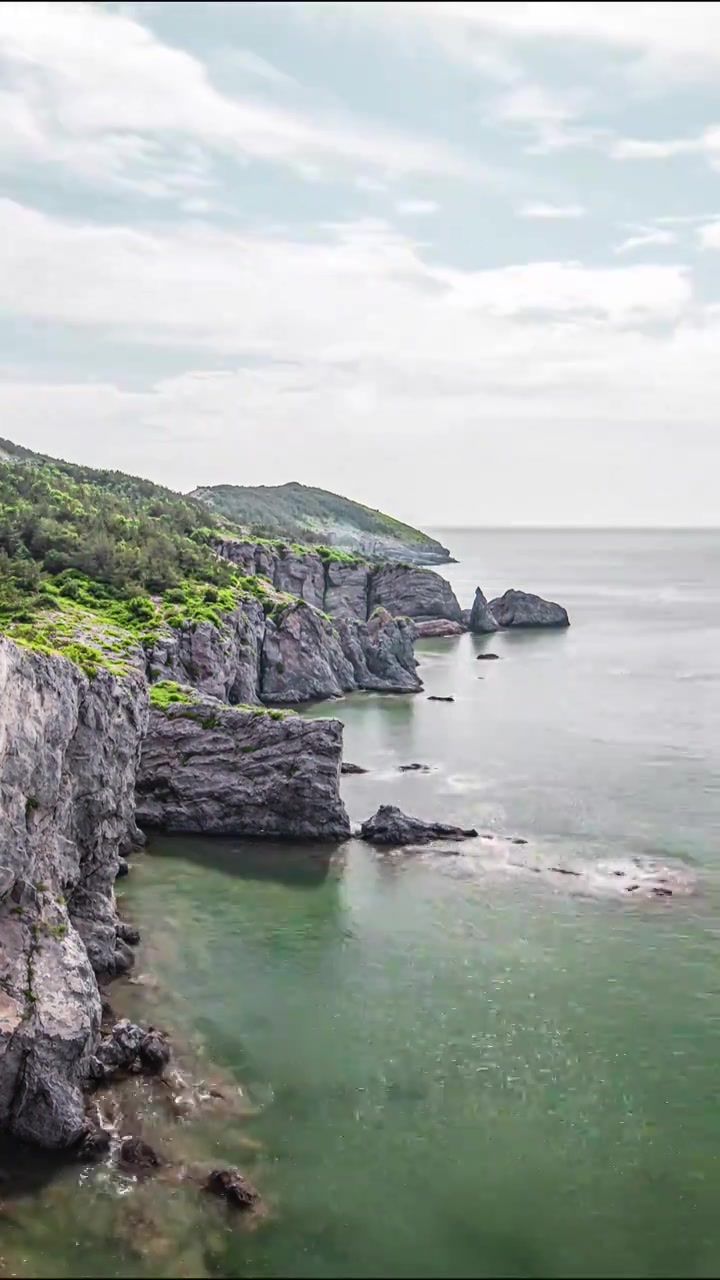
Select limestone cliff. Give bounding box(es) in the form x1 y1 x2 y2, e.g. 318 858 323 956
0 637 148 1149
136 694 350 839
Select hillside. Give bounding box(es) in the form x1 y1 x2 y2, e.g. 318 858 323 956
189 481 451 565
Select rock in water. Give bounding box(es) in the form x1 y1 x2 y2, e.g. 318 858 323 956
398 763 431 773
120 1137 164 1171
368 565 463 623
469 587 499 634
115 857 130 879
337 609 421 692
342 762 368 775
206 1167 261 1210
139 1029 171 1074
136 695 350 840
428 695 454 702
489 589 569 628
413 619 465 638
361 805 477 845
476 653 501 660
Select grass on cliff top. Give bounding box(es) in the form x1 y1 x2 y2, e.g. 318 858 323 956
149 680 198 708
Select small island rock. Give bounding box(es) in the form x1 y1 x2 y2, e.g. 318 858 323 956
360 805 477 845
469 587 499 634
489 589 569 628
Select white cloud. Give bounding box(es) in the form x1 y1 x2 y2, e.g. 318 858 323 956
697 221 720 249
519 202 586 220
0 1 477 190
394 199 439 216
614 227 678 254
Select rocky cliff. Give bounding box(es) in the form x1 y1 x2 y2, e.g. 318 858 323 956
136 694 350 839
216 538 462 626
0 637 148 1149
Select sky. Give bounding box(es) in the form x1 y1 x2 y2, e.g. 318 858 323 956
1 2 720 526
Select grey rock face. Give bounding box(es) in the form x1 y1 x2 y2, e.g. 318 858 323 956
414 619 465 638
272 548 325 609
369 565 462 623
469 587 500 634
489 589 570 628
323 560 370 620
360 805 478 845
0 638 148 1149
337 609 422 692
261 602 354 703
147 600 265 706
136 696 350 840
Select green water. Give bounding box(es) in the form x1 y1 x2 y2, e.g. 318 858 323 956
4 530 720 1279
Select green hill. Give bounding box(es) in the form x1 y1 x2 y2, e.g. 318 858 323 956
189 481 450 564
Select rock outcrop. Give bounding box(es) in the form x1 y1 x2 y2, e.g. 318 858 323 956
136 694 350 839
147 600 265 705
0 638 148 1149
323 560 370 621
414 619 465 638
469 587 499 634
336 610 421 693
368 565 463 623
360 805 478 845
261 602 354 703
489 589 570 628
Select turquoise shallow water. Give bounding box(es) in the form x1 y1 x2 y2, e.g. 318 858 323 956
4 529 720 1279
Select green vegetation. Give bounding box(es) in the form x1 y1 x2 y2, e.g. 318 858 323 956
149 680 198 709
191 480 448 557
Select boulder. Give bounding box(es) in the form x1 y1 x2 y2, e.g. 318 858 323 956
120 1136 164 1171
413 619 465 638
139 1028 171 1074
136 695 351 840
368 565 462 623
469 587 499 634
360 805 477 845
205 1167 261 1210
489 589 569 629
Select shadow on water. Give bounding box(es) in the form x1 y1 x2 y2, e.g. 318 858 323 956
0 1135 67 1201
144 834 340 888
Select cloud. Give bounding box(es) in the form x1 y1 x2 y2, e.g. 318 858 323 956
518 202 586 220
697 221 720 249
614 227 678 254
0 1 477 192
394 199 439 216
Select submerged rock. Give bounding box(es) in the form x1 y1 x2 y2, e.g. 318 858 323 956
469 587 499 634
77 1124 112 1162
205 1167 261 1210
116 857 130 879
476 652 501 660
489 589 570 629
120 1136 164 1171
398 763 432 773
116 922 140 946
136 695 350 840
361 805 477 845
428 695 454 702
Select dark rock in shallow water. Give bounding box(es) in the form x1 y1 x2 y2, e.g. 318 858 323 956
341 762 368 775
120 1136 164 1171
469 587 499 634
88 1019 144 1083
476 652 500 660
398 763 431 773
77 1125 111 1162
115 857 130 879
116 922 140 946
138 1029 171 1075
489 589 569 629
428 695 454 702
361 805 477 846
205 1167 261 1210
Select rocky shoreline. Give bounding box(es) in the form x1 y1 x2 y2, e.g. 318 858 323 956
0 546 575 1158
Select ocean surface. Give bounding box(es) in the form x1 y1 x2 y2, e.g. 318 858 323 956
4 529 720 1279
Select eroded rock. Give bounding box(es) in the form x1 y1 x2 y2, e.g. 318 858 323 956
205 1167 261 1210
361 805 478 845
368 565 462 623
489 589 569 629
469 587 499 634
413 619 465 638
